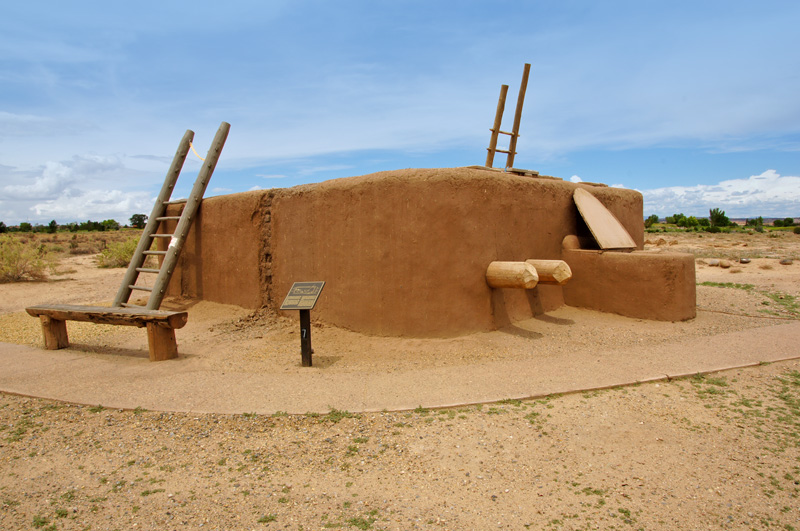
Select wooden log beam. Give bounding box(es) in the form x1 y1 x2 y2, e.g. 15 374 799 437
486 261 539 289
146 323 179 361
525 259 573 285
39 315 69 350
26 305 188 329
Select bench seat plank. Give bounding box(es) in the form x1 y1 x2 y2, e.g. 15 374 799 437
25 305 188 329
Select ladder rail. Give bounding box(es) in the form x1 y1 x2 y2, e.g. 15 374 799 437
113 130 195 307
485 84 508 168
146 121 231 310
505 63 530 169
485 63 530 170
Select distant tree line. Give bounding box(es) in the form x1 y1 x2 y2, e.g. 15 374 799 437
645 209 797 233
0 214 148 233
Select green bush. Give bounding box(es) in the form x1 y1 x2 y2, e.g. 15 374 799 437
0 235 53 282
794 226 800 235
97 237 139 268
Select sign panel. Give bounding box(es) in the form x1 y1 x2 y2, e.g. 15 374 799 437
280 281 325 311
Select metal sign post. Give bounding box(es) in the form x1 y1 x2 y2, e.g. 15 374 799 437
280 281 325 367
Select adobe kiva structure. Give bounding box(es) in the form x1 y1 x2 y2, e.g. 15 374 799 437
159 167 695 337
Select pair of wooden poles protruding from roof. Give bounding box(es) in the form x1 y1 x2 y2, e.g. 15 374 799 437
486 63 531 170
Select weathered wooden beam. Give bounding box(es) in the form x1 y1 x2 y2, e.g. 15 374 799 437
506 63 531 169
486 261 539 289
146 323 179 361
26 305 188 329
39 315 69 350
486 84 509 168
525 259 573 285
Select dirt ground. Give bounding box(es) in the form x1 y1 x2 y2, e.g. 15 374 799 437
1 230 799 530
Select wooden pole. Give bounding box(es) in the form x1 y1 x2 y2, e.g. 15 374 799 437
525 259 572 285
506 63 530 169
485 84 508 168
147 121 230 310
113 130 194 308
486 261 539 289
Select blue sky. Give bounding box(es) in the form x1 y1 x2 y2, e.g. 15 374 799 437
1 0 798 225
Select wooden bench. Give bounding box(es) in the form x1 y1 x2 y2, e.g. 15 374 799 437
25 305 189 362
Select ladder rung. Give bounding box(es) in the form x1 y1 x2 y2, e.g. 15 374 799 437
120 303 146 309
156 216 182 221
163 200 187 205
490 128 517 137
491 148 514 154
136 268 160 274
149 234 173 238
143 250 167 255
129 285 153 292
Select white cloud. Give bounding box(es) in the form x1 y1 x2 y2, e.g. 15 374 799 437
0 153 166 224
642 170 800 217
31 189 153 222
569 175 582 183
3 161 75 199
2 155 126 200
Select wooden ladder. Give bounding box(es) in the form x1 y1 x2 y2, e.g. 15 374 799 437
113 121 230 310
486 63 530 170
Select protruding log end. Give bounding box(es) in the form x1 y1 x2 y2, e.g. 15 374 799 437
486 261 539 289
525 259 573 285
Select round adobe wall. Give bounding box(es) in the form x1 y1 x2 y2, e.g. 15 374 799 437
163 190 271 309
270 167 644 337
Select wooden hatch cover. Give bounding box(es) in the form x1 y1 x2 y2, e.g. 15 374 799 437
573 188 636 250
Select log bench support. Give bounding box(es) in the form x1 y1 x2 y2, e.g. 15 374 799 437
25 305 189 362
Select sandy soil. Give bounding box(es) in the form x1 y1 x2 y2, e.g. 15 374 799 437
1 231 799 530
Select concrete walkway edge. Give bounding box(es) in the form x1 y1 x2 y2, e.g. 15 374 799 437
1 321 799 414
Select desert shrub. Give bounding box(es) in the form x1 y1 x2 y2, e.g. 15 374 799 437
0 234 53 282
644 214 659 228
709 207 730 227
97 237 138 268
794 226 800 235
705 226 721 233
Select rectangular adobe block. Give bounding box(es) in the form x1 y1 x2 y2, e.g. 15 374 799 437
562 249 696 321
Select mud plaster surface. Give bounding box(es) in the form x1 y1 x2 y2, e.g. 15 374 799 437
165 168 665 336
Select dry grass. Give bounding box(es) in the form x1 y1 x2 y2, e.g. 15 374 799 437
6 230 140 259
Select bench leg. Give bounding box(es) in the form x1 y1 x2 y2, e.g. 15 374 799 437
39 315 69 349
146 323 178 362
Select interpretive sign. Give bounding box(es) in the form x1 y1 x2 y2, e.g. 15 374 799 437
280 281 325 367
280 281 325 311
